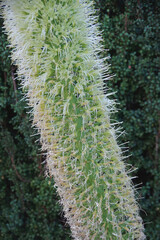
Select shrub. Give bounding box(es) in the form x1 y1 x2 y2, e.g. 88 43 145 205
94 0 160 239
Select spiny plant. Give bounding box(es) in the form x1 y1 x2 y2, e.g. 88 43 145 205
1 0 145 239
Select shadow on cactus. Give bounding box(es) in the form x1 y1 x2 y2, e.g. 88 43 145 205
1 0 145 239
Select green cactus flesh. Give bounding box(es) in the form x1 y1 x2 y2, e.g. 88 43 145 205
1 0 145 239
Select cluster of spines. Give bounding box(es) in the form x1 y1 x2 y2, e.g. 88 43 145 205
1 0 145 239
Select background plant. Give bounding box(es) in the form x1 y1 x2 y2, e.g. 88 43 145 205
94 0 160 239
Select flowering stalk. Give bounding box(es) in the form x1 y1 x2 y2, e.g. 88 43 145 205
1 0 145 239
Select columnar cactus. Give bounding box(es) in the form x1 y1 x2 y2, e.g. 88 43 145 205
1 0 145 239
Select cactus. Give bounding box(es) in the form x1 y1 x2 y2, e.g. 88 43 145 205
1 0 145 239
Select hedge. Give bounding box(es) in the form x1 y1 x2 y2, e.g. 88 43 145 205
94 0 160 239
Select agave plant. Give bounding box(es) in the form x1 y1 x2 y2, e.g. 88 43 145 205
1 0 145 239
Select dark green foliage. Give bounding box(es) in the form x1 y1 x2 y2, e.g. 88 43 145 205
0 19 71 240
94 0 160 239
